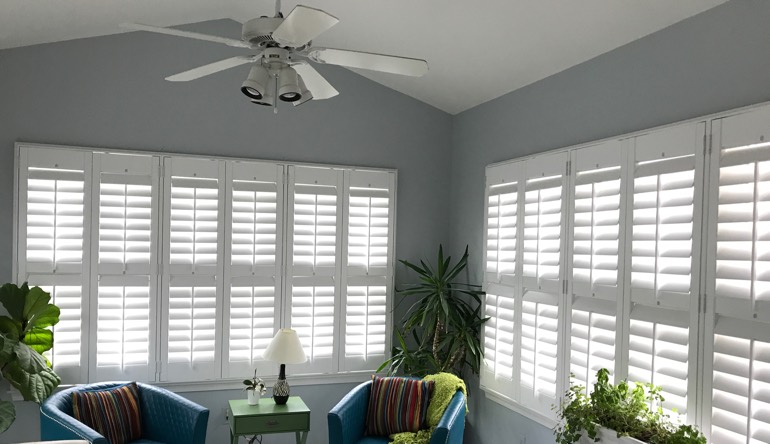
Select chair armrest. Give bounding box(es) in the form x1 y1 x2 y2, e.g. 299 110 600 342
40 404 109 444
328 381 371 444
138 383 209 444
430 391 466 444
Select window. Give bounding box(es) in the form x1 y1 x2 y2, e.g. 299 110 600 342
14 143 396 384
481 101 770 444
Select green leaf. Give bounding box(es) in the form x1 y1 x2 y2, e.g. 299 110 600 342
0 401 16 434
0 316 21 339
21 328 54 354
0 332 17 362
2 360 61 404
12 341 49 374
0 283 26 321
27 304 60 331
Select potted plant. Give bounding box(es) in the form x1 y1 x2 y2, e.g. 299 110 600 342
378 245 487 378
554 368 706 444
243 369 267 405
0 283 62 434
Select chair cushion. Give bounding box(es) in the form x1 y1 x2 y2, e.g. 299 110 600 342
365 376 433 436
72 382 143 444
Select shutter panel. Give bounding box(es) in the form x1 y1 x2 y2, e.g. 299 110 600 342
161 157 225 381
223 161 283 378
286 166 343 374
91 153 158 381
17 146 91 383
480 283 516 397
710 319 770 444
705 107 770 444
518 152 567 418
341 170 395 371
624 123 704 422
485 162 523 286
569 141 623 390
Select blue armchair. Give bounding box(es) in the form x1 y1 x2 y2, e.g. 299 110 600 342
328 380 466 444
40 382 209 444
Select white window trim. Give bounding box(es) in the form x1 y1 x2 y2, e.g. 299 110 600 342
13 142 397 386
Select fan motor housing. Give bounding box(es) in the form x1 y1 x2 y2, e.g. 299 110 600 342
242 17 283 45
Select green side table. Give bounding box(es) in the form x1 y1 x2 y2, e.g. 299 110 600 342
228 397 310 444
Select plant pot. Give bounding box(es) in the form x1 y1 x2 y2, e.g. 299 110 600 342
578 427 647 444
246 390 260 405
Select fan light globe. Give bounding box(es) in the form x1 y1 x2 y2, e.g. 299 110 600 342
278 67 302 102
263 329 307 364
241 65 271 100
293 76 314 107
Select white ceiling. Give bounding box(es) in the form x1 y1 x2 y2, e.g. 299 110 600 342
1 0 727 114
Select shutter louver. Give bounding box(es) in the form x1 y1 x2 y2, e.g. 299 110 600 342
486 182 519 285
342 170 394 371
481 283 516 396
18 146 90 383
570 304 616 390
523 184 562 286
287 166 343 374
162 157 224 381
520 296 559 411
223 161 282 377
92 153 158 381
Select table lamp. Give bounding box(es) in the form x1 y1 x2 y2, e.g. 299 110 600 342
263 328 307 405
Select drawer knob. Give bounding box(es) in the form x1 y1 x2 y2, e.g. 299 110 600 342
267 420 279 426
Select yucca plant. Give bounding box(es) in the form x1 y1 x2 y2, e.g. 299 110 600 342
378 245 487 377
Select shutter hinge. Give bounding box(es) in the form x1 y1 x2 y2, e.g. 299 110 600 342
708 134 713 155
566 161 571 176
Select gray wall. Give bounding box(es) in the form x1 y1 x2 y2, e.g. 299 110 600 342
449 1 770 443
0 19 453 444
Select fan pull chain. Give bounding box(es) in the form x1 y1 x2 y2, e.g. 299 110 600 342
274 73 279 114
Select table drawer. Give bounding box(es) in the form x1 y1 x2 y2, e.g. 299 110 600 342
234 413 309 435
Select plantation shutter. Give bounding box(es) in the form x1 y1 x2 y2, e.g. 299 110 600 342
481 161 523 397
286 165 343 375
223 161 283 378
90 153 159 381
705 106 770 444
519 152 568 416
17 146 91 383
161 157 225 382
625 122 705 421
341 170 395 372
568 141 623 390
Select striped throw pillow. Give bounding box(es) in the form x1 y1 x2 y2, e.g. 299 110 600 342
72 383 142 444
365 376 434 436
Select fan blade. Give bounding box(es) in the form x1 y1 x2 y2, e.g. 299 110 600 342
292 63 338 100
307 47 428 77
120 23 251 48
272 5 339 47
166 55 259 82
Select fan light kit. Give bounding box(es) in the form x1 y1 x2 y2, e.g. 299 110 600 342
120 0 429 112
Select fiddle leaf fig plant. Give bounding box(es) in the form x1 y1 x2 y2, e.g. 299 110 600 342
0 283 62 434
378 245 487 378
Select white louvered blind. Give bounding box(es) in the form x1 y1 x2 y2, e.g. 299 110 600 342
625 124 703 421
223 161 283 378
91 153 158 381
569 142 623 390
341 170 394 371
17 146 90 383
286 166 343 375
705 108 770 443
519 153 567 418
481 284 516 396
162 157 224 382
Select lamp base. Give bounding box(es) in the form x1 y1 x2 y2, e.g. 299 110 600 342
273 363 290 405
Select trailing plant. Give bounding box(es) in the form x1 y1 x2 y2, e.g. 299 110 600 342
0 283 62 434
378 245 487 378
242 368 267 395
554 368 706 444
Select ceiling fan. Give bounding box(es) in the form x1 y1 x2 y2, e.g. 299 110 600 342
120 0 429 110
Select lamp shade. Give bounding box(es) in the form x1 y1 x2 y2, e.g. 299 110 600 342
263 329 307 364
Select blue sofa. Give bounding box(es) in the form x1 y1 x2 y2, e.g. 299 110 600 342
40 382 209 444
328 380 466 444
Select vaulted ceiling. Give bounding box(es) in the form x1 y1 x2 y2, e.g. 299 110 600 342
1 0 727 114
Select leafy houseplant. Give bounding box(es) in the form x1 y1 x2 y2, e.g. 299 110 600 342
242 368 268 395
0 283 62 434
378 245 487 378
554 368 706 444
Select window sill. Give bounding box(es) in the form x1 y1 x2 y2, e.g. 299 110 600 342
481 386 558 430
